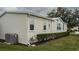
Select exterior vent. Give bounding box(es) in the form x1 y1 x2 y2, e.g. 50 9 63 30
5 33 18 44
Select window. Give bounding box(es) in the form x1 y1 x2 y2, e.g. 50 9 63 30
63 23 64 30
57 23 61 30
29 16 35 30
30 24 34 30
49 24 50 28
43 25 46 30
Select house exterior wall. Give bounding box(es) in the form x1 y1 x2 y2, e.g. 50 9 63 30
71 27 79 31
51 18 67 33
63 23 67 32
26 16 67 43
0 13 67 45
0 13 28 44
27 15 52 43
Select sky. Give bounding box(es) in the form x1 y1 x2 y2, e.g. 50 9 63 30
5 7 55 16
0 7 79 17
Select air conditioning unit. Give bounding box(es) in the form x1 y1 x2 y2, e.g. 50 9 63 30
5 33 18 44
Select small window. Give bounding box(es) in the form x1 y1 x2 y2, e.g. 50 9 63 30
30 24 34 30
43 25 46 30
63 23 64 30
57 23 61 30
49 24 50 28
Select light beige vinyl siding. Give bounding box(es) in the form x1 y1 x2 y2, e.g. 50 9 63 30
0 13 28 44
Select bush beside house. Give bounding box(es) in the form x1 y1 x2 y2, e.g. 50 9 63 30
37 32 69 42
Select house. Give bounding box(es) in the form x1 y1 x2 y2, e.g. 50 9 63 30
71 26 79 31
0 11 67 45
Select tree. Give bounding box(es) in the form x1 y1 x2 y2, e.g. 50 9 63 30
48 7 78 31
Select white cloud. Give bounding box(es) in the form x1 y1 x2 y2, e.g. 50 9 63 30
0 7 79 17
17 7 56 16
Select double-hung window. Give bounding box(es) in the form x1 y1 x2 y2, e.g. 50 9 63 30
30 24 34 30
43 25 46 30
57 23 61 30
29 16 35 30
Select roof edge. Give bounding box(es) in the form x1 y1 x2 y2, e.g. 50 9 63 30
5 11 52 21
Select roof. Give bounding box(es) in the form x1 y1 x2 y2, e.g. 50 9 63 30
0 11 67 24
0 11 6 17
0 11 53 21
51 17 67 24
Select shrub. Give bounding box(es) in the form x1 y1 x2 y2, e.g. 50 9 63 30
0 39 5 43
37 32 69 42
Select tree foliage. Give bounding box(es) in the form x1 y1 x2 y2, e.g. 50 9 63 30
48 7 79 31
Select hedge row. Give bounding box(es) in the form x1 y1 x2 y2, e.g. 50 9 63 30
37 32 69 42
0 39 5 43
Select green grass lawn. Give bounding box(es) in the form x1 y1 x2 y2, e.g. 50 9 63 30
0 35 79 51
